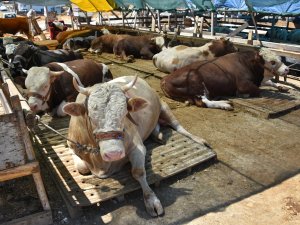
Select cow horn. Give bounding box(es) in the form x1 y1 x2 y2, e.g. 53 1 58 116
49 70 65 77
22 69 28 74
73 77 90 96
121 75 138 92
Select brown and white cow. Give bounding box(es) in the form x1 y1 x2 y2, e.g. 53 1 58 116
113 35 167 61
62 76 208 216
153 38 238 73
24 59 113 116
89 34 130 54
160 48 289 110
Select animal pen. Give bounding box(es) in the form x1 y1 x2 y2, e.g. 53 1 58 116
1 0 300 224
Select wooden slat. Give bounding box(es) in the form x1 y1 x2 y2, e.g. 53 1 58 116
0 161 39 182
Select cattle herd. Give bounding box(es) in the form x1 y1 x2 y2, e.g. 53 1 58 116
0 26 290 216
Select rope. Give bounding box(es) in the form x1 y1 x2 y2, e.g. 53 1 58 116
33 115 100 154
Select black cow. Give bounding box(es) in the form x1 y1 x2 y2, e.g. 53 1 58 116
10 43 83 77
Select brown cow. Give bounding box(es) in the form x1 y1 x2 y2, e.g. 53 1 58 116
23 59 113 116
113 35 167 61
0 17 32 40
160 48 289 110
89 34 130 54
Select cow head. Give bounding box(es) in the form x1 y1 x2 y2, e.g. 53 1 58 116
24 67 64 113
151 36 167 51
63 76 148 162
209 38 238 57
258 48 289 81
89 38 103 53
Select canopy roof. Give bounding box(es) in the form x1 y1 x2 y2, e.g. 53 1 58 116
15 0 300 15
214 0 300 15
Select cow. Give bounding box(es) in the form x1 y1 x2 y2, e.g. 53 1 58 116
160 48 289 110
62 75 208 216
113 35 167 61
62 36 95 51
153 38 238 73
89 34 130 54
23 59 113 117
56 28 110 46
0 17 33 40
10 43 83 77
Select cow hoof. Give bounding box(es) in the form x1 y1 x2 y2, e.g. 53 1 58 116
278 86 289 92
144 194 164 217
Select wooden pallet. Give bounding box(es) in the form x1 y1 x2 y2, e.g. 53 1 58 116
232 87 300 119
31 115 216 217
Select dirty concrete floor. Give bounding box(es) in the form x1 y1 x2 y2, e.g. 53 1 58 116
1 54 300 225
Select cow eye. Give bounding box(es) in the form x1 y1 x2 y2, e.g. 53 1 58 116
270 61 276 65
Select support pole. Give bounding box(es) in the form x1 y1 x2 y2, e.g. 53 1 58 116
250 12 262 46
157 10 161 32
122 11 125 28
211 12 215 36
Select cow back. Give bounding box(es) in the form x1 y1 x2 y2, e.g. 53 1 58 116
46 59 112 109
161 51 264 100
114 35 160 59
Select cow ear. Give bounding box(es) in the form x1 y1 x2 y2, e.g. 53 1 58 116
63 102 86 116
127 97 148 112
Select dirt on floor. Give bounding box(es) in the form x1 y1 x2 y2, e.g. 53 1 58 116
1 53 300 225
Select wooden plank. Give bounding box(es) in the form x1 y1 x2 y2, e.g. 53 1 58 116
227 22 249 37
0 161 39 182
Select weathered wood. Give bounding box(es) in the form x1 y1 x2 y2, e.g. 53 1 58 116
0 113 26 170
0 161 39 182
0 89 12 114
0 68 52 224
227 22 249 37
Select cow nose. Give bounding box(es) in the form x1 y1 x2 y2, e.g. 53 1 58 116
103 150 125 161
29 103 38 111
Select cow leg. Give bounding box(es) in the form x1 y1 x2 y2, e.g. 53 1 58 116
236 80 261 97
151 123 165 144
128 145 163 217
159 101 209 147
200 95 233 110
71 151 91 175
262 80 289 92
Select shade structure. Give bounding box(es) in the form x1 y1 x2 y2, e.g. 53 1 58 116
70 0 116 12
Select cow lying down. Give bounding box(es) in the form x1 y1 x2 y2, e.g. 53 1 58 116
160 48 289 110
153 37 238 73
62 76 208 216
24 59 113 116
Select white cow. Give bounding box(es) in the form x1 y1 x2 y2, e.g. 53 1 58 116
153 38 238 73
63 76 208 216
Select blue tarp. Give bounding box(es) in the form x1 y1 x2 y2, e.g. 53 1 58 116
214 0 300 15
